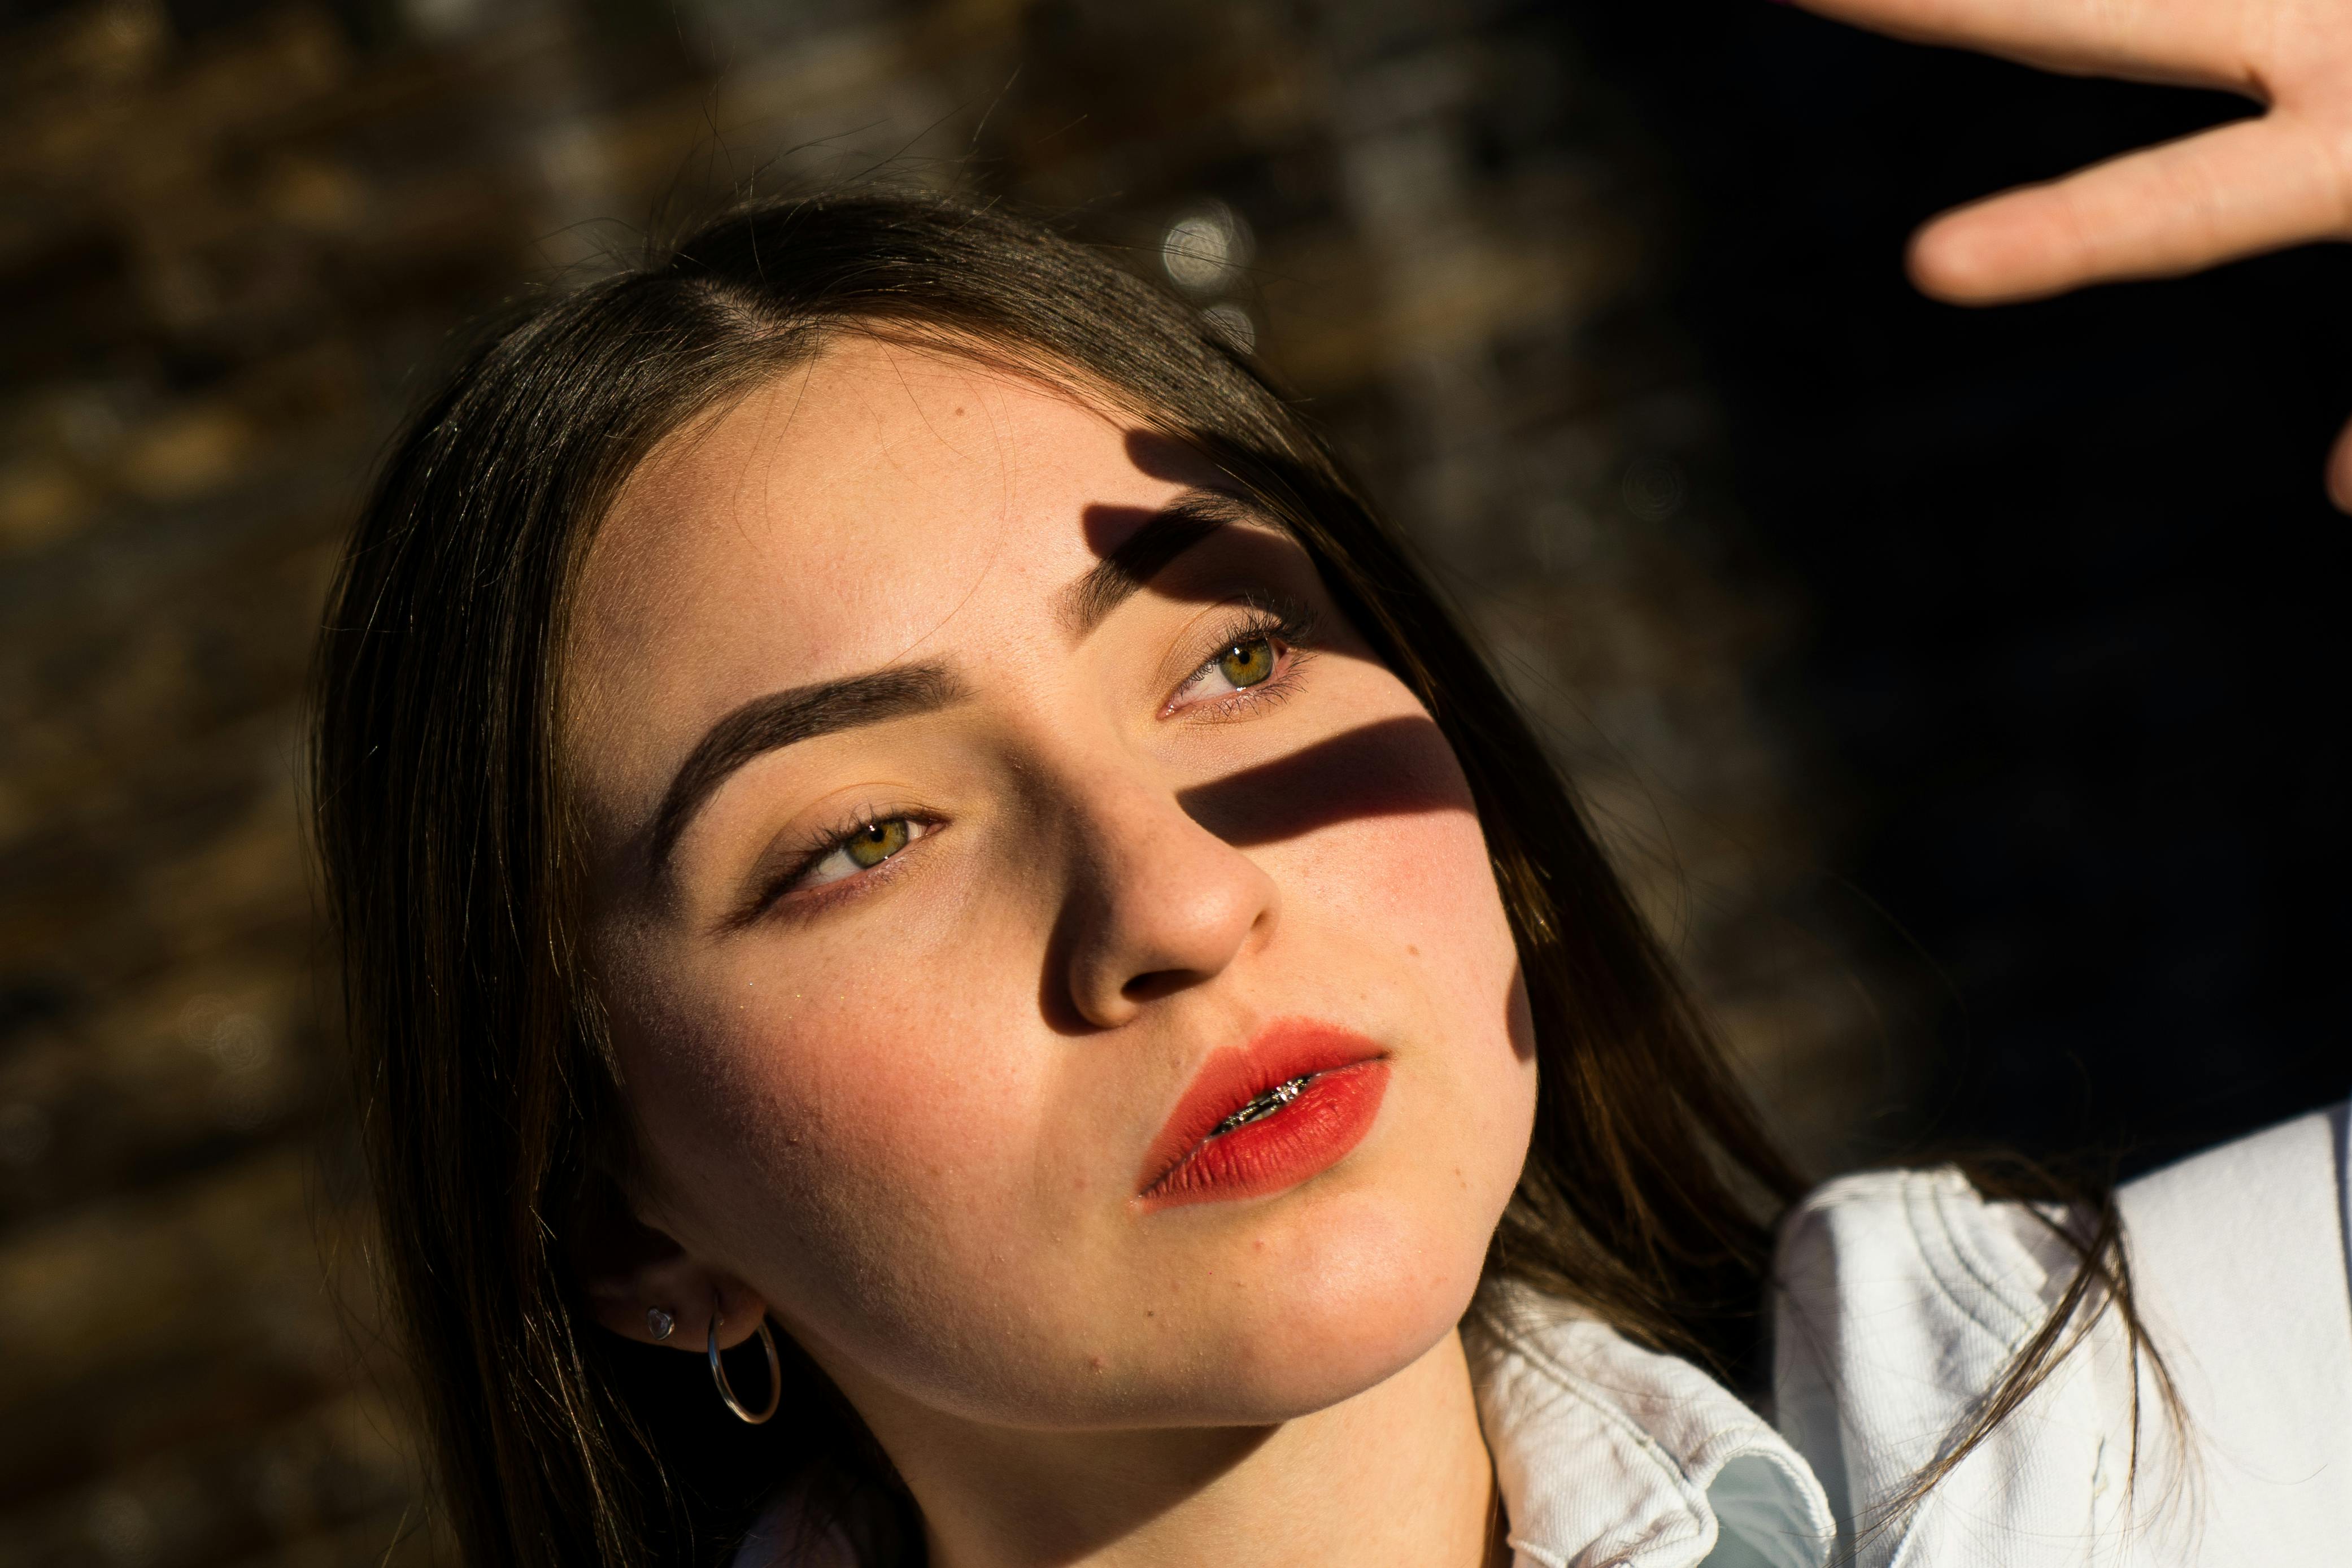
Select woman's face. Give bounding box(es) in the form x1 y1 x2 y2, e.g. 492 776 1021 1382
566 337 1536 1434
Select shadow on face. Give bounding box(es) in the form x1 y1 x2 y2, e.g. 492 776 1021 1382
1031 711 1475 1029
1175 714 1466 850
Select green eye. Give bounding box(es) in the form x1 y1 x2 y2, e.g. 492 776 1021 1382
844 818 911 869
1216 637 1276 689
789 815 930 899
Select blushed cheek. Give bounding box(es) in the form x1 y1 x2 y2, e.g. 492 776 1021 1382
1290 804 1516 990
629 965 1049 1325
1287 803 1534 1172
1374 809 1495 919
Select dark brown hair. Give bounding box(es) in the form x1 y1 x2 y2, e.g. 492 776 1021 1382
310 190 2149 1567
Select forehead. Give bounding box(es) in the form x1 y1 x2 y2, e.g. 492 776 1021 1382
565 338 1212 807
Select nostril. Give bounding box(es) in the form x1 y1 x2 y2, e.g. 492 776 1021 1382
1120 969 1195 1003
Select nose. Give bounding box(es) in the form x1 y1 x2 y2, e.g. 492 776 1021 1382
1053 770 1280 1031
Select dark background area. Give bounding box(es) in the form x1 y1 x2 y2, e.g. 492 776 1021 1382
1580 1 2350 1171
2 0 2345 1561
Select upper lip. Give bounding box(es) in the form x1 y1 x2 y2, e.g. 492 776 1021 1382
1134 1020 1388 1195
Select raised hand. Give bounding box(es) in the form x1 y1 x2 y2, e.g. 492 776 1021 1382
1796 0 2352 506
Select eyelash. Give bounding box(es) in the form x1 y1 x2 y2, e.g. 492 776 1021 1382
747 594 1323 922
1164 594 1321 718
749 808 943 922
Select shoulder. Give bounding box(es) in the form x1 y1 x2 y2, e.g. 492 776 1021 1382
1771 1104 2352 1566
2107 1104 2352 1561
2106 1101 2351 1375
2114 1099 2347 1277
1778 1104 2351 1364
1776 1164 2081 1358
1769 1164 2088 1544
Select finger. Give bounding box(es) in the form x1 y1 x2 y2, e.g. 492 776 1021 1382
1791 0 2263 94
2324 413 2352 513
1907 113 2352 303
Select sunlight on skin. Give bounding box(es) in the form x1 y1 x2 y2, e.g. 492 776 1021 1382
1797 0 2352 506
561 338 1535 1568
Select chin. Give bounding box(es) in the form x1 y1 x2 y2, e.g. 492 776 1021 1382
1081 1173 1502 1431
1253 1189 1496 1409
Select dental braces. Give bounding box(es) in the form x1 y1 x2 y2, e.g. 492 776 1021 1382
1210 1075 1312 1139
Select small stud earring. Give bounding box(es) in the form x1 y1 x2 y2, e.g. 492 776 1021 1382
647 1306 676 1341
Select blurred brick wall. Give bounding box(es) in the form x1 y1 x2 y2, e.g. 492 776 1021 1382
0 1 1902 1562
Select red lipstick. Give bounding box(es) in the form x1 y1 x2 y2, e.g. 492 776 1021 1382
1136 1021 1391 1209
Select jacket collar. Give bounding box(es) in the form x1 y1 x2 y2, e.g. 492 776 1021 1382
739 1287 1837 1568
1472 1284 1833 1568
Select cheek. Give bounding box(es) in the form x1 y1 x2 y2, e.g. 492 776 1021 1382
1294 796 1539 1222
1286 799 1523 1026
616 926 1064 1352
1264 801 1538 1223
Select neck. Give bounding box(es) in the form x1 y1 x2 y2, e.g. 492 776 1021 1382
848 1329 1504 1568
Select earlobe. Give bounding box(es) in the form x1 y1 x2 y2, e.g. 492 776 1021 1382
580 1260 770 1351
569 1175 770 1351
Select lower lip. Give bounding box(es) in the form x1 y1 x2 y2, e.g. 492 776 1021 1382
1139 1059 1391 1210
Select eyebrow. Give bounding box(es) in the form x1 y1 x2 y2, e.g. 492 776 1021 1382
1057 488 1265 638
647 664 965 875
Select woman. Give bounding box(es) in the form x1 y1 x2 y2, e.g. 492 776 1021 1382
309 3 2352 1565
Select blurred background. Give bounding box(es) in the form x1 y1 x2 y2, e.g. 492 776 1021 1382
1 0 2344 1562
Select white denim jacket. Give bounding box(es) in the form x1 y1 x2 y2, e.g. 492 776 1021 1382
743 1103 2352 1567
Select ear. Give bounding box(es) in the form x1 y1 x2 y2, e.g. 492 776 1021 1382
569 1177 770 1353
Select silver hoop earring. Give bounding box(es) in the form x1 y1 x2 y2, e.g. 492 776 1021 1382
708 1311 782 1425
646 1306 674 1342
